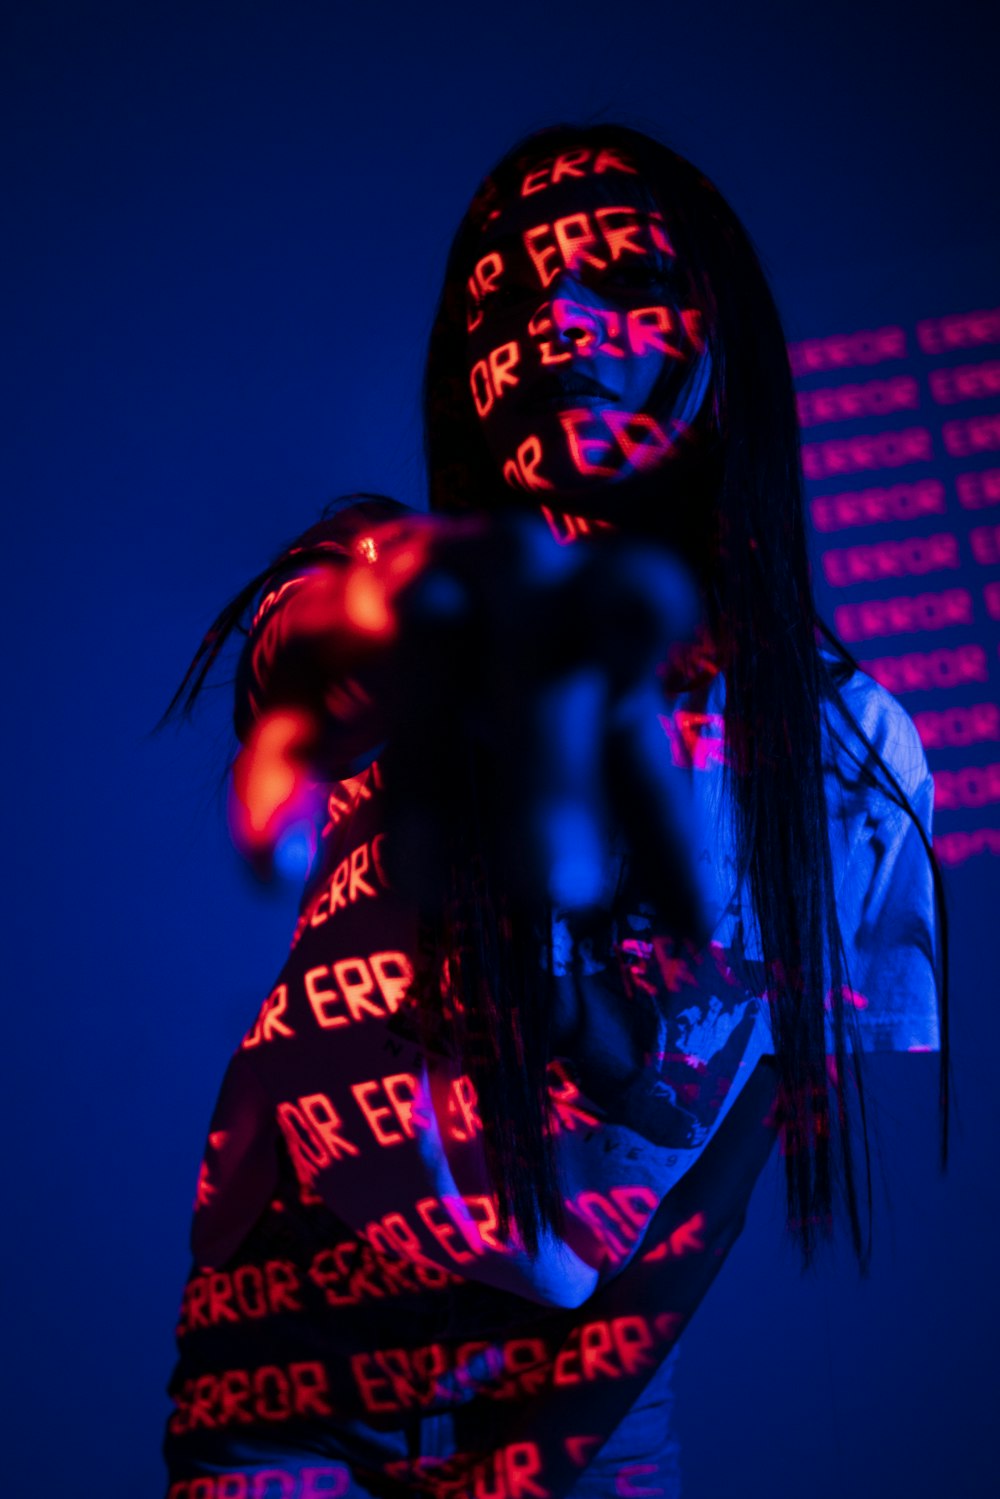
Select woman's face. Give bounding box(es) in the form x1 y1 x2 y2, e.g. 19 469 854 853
463 144 713 506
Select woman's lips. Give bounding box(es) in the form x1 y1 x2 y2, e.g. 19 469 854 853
518 372 617 408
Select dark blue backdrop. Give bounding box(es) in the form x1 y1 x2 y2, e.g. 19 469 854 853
4 3 997 1495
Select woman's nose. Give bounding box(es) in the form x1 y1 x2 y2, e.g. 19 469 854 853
545 278 601 350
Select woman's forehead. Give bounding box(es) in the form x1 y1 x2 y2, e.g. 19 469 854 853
473 142 663 241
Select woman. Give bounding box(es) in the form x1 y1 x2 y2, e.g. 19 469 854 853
162 123 947 1499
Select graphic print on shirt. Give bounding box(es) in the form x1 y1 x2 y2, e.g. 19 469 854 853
544 893 762 1153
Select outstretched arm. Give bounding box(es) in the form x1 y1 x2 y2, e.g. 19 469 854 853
229 501 711 942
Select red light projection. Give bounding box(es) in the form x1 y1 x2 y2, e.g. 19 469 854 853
171 267 977 1499
502 436 554 492
971 523 1000 564
564 1437 603 1469
277 1094 361 1183
821 532 960 586
789 324 907 377
465 156 713 503
281 771 390 945
302 951 413 1028
353 1337 545 1414
528 301 701 365
545 1058 603 1135
913 702 1000 749
171 929 782 1496
615 931 741 1003
298 836 390 934
499 405 702 492
523 208 673 288
657 710 726 771
470 342 521 416
194 1160 216 1212
352 1073 429 1147
559 409 686 477
466 251 506 333
615 1465 669 1497
797 375 919 426
564 1187 660 1265
929 359 1000 404
936 828 1000 864
639 1211 706 1264
811 479 946 532
169 1472 350 1499
859 644 988 694
249 576 306 633
823 985 868 1015
957 468 1000 508
308 1235 460 1306
319 762 382 840
556 1314 660 1389
538 507 615 545
242 985 295 1049
414 1196 510 1265
177 1261 303 1336
833 587 973 642
231 711 319 842
386 1438 549 1499
168 1360 333 1435
801 426 933 480
933 763 1000 810
799 303 1000 861
351 1312 662 1416
942 413 1000 457
520 147 639 196
916 306 1000 354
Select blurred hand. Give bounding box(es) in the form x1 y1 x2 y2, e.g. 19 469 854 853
231 511 709 942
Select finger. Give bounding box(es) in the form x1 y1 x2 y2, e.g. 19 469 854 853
228 709 325 882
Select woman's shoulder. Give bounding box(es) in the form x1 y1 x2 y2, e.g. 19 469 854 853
819 650 931 804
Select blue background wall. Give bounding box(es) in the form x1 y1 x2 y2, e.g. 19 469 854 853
4 2 998 1494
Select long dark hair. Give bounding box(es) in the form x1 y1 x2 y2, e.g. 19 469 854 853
419 122 950 1270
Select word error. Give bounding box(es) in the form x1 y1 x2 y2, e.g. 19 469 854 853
241 949 413 1049
500 410 690 491
933 762 1000 811
789 326 907 377
859 644 988 694
811 480 947 532
168 1468 349 1499
466 203 675 327
935 828 1000 866
470 306 698 415
821 532 961 587
270 1060 599 1199
178 1244 459 1336
351 1309 679 1416
834 588 973 643
802 427 933 480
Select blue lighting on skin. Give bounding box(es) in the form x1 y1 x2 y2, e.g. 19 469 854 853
545 802 603 908
273 821 317 881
